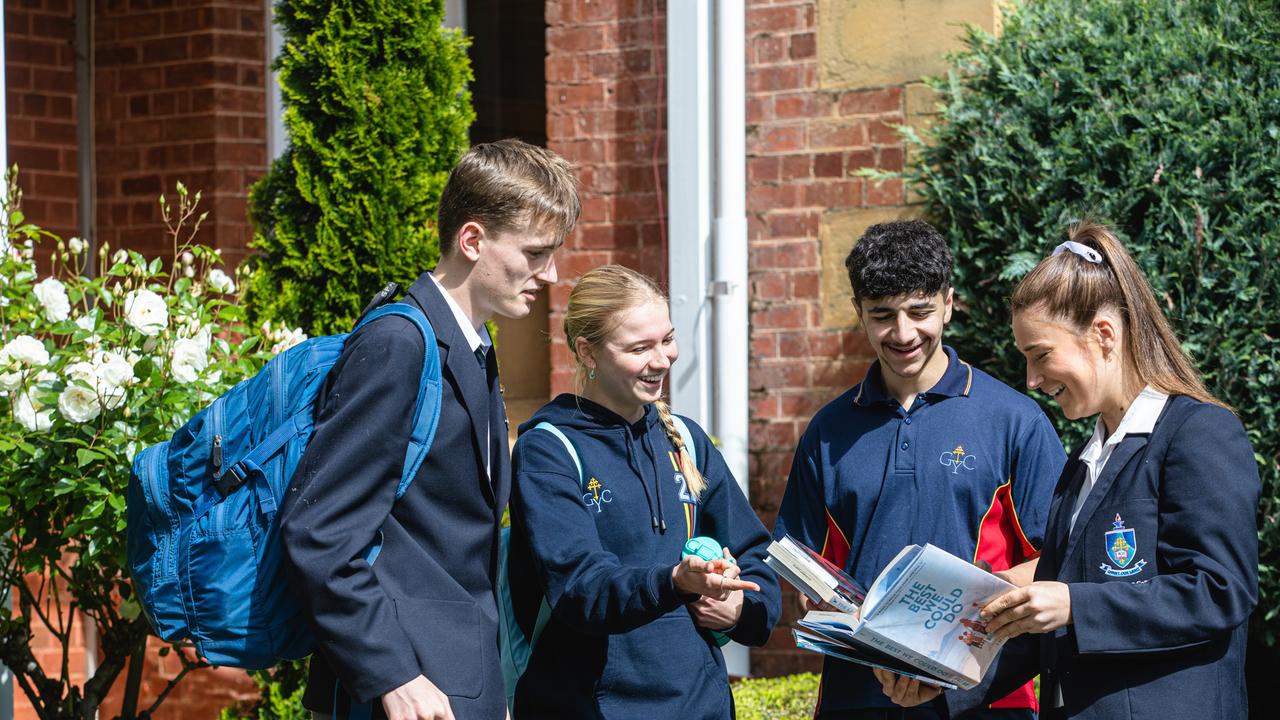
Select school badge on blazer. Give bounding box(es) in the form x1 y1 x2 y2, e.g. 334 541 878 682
1101 513 1147 577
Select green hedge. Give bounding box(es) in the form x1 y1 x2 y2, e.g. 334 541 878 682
245 0 473 335
733 672 820 720
902 0 1279 642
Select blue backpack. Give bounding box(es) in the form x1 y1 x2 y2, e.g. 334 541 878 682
497 417 697 709
126 301 442 669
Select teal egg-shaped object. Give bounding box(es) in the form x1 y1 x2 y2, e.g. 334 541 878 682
682 535 732 563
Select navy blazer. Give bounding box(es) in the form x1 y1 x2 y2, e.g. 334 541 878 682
280 273 510 720
949 395 1260 719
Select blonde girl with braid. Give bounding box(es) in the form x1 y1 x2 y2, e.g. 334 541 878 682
505 264 781 719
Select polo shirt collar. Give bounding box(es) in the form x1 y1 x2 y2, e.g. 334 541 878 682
853 345 973 407
429 273 492 352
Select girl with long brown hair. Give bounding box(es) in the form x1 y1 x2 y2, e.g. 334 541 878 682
504 265 780 718
877 222 1259 719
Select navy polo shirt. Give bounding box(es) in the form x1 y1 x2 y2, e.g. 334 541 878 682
774 346 1065 714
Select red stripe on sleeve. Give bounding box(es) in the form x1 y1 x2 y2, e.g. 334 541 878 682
975 480 1039 711
820 509 851 570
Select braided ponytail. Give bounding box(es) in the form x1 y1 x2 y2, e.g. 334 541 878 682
655 400 706 500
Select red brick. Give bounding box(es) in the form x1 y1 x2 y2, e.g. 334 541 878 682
779 153 810 181
813 152 843 178
548 24 606 53
747 183 800 210
846 147 876 171
747 5 803 33
764 211 818 238
810 120 866 149
878 146 904 172
550 81 606 107
748 64 806 93
753 361 809 390
750 124 804 154
789 32 816 60
839 86 903 116
867 117 905 145
866 177 904 206
753 272 788 300
748 156 780 183
803 179 862 208
752 33 787 64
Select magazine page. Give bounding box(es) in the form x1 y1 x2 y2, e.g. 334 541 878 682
861 544 924 619
860 544 1014 687
791 629 958 689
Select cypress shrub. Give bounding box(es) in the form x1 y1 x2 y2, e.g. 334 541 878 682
902 0 1279 644
246 0 474 335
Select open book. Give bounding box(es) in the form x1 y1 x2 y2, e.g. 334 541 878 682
763 534 866 613
770 539 1013 689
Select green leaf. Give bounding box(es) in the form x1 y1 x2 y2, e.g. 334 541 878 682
76 448 102 467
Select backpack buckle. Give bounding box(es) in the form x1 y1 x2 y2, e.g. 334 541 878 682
215 464 247 497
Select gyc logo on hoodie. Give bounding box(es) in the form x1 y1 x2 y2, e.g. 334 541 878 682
583 476 612 513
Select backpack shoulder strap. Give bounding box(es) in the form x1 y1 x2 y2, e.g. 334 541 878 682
670 414 700 472
353 302 442 500
532 421 584 489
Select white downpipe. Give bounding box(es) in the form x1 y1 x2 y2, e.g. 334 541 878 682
712 3 748 498
711 0 750 678
668 0 751 678
667 1 713 426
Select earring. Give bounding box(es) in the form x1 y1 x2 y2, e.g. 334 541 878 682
588 368 596 380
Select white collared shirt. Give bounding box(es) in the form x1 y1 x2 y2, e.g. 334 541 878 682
429 274 493 476
1068 385 1168 535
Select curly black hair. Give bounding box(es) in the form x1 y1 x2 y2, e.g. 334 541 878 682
844 220 953 303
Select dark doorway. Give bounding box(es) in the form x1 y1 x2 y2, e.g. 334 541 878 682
466 0 553 435
466 0 547 146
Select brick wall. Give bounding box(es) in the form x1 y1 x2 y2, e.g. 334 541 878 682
545 0 909 677
544 0 669 395
94 0 268 268
5 0 80 242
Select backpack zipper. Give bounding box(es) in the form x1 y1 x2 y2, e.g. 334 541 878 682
145 449 177 577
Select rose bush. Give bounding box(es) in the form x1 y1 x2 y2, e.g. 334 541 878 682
0 177 284 719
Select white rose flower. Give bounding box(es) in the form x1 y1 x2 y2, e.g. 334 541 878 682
181 251 194 266
112 249 129 266
33 277 71 323
124 289 168 336
95 351 136 389
171 337 208 384
207 268 236 294
1 335 50 367
15 390 53 432
271 327 308 355
68 237 85 255
58 384 101 424
183 264 195 278
0 372 20 391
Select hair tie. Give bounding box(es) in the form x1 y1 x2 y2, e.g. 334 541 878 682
1052 240 1103 264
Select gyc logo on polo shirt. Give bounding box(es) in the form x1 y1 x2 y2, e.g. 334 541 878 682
939 444 977 473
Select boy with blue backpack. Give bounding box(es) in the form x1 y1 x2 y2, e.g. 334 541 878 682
278 140 580 720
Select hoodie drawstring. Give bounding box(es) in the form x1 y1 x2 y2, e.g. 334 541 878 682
624 429 662 532
639 430 667 534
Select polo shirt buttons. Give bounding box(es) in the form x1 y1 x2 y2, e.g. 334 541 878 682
904 417 912 425
901 441 909 450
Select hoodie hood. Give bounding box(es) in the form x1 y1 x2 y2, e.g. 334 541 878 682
520 393 672 534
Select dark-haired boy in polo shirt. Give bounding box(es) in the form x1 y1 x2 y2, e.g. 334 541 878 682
774 220 1066 720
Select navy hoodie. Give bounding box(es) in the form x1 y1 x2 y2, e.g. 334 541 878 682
508 394 780 720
